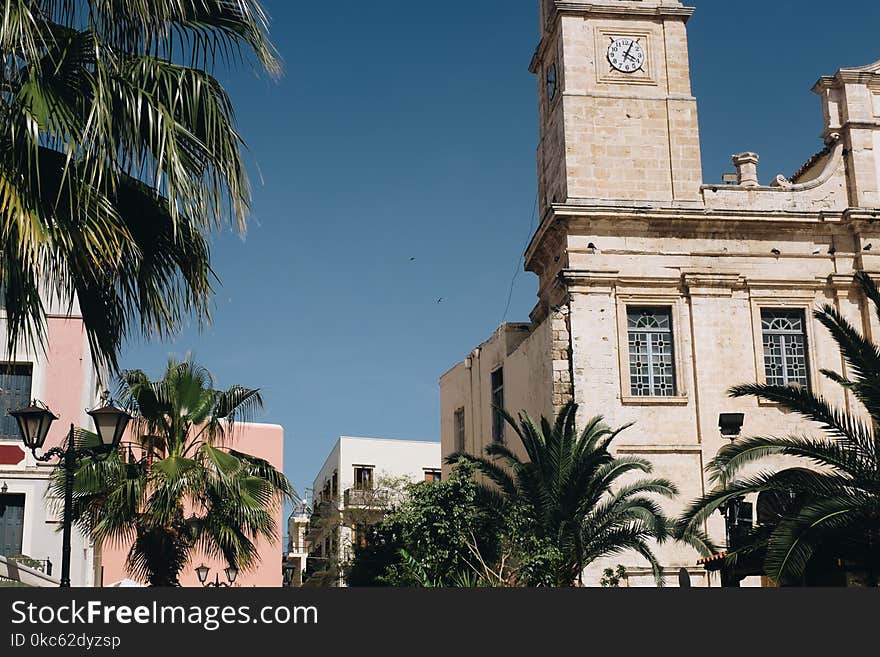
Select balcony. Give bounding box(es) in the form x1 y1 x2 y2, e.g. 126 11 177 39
343 487 391 509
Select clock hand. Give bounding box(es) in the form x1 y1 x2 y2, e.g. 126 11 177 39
623 41 635 60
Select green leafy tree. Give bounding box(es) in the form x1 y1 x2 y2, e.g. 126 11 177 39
345 465 564 587
379 464 499 587
1 0 279 370
345 520 404 587
449 402 676 587
52 358 295 586
675 271 880 586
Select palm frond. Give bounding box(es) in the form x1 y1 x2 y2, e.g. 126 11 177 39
456 401 674 586
57 357 291 585
0 0 279 371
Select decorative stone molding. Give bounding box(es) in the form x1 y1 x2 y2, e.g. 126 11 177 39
560 269 621 295
773 134 843 190
826 272 865 291
814 59 880 89
616 444 703 454
562 269 690 296
547 203 844 225
682 272 744 297
552 2 695 21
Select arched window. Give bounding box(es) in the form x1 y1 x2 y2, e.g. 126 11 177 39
627 307 675 397
761 309 810 388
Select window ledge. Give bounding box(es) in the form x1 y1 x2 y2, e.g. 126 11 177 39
621 395 689 406
756 398 801 409
616 443 703 454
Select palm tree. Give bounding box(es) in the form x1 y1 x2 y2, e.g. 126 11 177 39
51 357 295 586
448 402 677 586
675 271 880 586
1 1 279 371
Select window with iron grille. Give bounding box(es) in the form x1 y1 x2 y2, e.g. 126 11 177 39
761 309 810 388
453 408 465 452
627 308 676 397
0 364 32 439
491 368 504 442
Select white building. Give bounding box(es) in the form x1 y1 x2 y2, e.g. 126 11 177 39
305 436 441 586
283 502 310 587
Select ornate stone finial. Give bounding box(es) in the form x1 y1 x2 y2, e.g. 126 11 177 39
732 152 760 187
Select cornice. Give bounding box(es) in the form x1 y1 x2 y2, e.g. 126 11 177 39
553 3 695 21
826 272 880 290
558 269 858 297
844 208 880 224
560 269 622 293
524 203 858 271
548 203 844 224
814 70 880 90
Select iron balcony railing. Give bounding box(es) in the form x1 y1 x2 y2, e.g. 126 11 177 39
4 557 52 576
343 487 392 508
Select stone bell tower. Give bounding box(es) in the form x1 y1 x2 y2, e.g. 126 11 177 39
531 0 703 209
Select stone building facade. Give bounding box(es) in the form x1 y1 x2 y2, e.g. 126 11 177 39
440 0 880 586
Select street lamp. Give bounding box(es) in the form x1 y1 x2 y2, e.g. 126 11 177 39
195 563 238 587
10 396 132 588
195 563 210 585
718 413 744 437
716 413 748 586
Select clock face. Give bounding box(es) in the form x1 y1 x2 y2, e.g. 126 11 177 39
607 38 645 74
546 64 557 100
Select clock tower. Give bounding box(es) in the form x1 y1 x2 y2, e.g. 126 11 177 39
443 2 880 587
531 0 703 208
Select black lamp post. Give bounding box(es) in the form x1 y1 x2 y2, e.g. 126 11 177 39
10 396 131 588
716 413 747 587
717 413 747 548
195 563 239 587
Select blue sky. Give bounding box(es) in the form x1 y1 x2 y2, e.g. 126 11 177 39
120 0 880 501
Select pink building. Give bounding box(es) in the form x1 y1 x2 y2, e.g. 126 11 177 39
0 305 105 586
0 302 286 587
98 423 285 588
